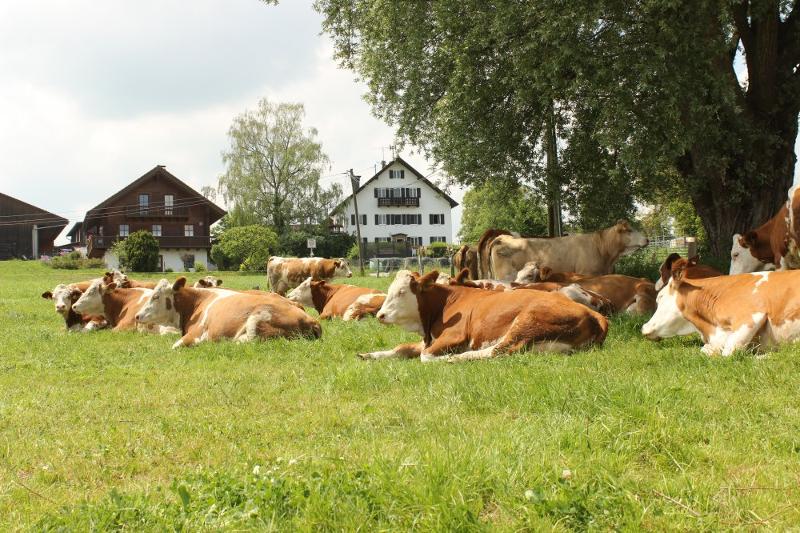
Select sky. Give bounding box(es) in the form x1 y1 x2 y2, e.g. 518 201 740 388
0 0 464 244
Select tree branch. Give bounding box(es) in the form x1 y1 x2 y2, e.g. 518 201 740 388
732 0 753 54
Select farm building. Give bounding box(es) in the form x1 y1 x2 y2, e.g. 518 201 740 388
0 192 68 260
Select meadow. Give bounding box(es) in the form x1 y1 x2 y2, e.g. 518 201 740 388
1 260 800 530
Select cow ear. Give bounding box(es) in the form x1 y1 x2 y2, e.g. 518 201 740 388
173 277 187 291
540 266 552 280
41 291 53 299
105 282 117 291
418 270 439 292
455 268 470 284
216 279 223 286
741 231 758 247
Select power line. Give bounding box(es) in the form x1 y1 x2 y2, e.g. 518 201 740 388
0 195 217 220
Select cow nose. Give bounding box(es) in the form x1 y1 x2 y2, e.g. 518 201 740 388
347 273 353 277
135 313 142 322
376 312 385 323
56 304 66 312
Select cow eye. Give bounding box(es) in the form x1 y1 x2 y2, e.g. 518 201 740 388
732 253 738 259
398 289 405 295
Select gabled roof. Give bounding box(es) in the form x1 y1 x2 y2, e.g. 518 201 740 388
0 192 68 227
334 156 458 213
84 165 226 223
66 221 83 238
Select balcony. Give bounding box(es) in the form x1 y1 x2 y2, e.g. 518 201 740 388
125 206 189 218
378 197 420 207
88 234 211 257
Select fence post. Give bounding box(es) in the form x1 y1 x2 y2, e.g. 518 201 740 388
687 237 697 258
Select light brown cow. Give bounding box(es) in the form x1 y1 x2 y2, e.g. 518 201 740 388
194 276 223 288
514 262 588 284
490 220 648 281
477 228 513 279
287 277 386 320
71 280 178 333
452 244 479 279
655 253 722 291
135 277 322 348
730 184 800 273
267 257 353 296
642 267 800 356
359 270 607 362
41 284 108 331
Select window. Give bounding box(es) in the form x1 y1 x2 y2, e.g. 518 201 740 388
430 214 446 225
408 237 423 246
139 193 149 214
182 254 195 271
374 237 390 243
152 224 162 236
184 224 194 237
389 169 405 179
430 236 447 243
119 224 129 237
400 214 422 225
350 214 367 225
164 194 174 215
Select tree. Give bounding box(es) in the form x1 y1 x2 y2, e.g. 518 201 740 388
210 225 278 271
315 1 800 255
218 99 342 236
114 231 159 272
458 181 548 243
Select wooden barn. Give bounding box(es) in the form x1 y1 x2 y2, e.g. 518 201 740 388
0 193 68 260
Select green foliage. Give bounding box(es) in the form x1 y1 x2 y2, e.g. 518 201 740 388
277 229 355 258
425 242 450 258
194 263 206 273
346 242 361 261
459 181 548 243
218 99 342 235
43 256 105 270
115 231 160 272
613 251 663 281
210 225 278 271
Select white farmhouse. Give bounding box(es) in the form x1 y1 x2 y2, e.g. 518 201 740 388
334 157 458 248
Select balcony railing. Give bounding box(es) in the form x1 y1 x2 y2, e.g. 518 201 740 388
88 234 211 255
377 197 420 207
125 206 189 218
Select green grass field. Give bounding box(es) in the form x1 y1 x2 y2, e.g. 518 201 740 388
2 260 800 530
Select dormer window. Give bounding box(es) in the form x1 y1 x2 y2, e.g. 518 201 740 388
389 169 405 179
164 194 174 215
138 193 149 214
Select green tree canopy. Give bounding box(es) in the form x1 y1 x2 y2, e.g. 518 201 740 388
210 225 279 272
114 231 159 272
218 99 342 236
458 181 548 243
316 0 800 255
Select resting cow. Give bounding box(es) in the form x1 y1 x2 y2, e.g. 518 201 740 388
655 253 722 290
71 280 178 334
514 262 587 284
267 257 353 295
135 277 322 348
194 276 223 288
287 277 386 320
730 184 800 273
41 284 107 331
106 270 157 289
642 266 800 356
490 220 648 281
359 270 607 362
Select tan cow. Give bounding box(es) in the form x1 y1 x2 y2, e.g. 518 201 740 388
267 257 353 296
135 277 322 348
477 228 513 279
655 253 722 291
730 183 800 273
41 284 108 331
359 270 607 362
642 266 800 356
490 220 648 281
287 277 386 320
71 280 178 334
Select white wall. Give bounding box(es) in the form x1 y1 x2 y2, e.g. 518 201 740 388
103 248 210 272
339 162 453 244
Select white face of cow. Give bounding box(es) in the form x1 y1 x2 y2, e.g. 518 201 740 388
641 279 696 340
193 276 222 288
136 279 178 325
334 259 353 278
616 221 649 254
286 277 314 306
514 262 541 284
72 280 105 316
375 270 423 334
111 270 129 286
44 284 80 315
729 234 768 274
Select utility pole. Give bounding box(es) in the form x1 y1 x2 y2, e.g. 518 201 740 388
31 224 39 259
350 169 365 275
545 100 563 237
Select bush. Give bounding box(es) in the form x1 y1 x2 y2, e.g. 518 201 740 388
613 250 662 281
115 231 160 272
44 256 105 270
278 229 355 258
165 267 174 273
347 242 361 261
195 262 207 272
425 242 450 258
211 225 278 271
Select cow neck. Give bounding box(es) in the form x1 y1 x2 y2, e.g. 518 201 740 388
173 287 209 334
101 289 131 327
415 284 453 346
751 208 785 262
311 283 340 313
594 228 626 272
65 306 84 329
676 280 716 340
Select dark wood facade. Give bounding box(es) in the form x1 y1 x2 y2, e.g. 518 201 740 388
0 192 67 260
83 166 226 258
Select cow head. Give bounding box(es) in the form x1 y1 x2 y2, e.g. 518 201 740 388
655 253 682 291
558 284 613 315
286 277 314 306
334 259 353 278
375 270 434 334
514 262 543 284
729 232 771 274
72 280 113 316
136 278 183 325
614 220 649 254
193 276 223 288
42 284 82 316
641 265 696 340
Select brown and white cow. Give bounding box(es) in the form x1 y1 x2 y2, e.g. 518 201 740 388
194 276 223 288
514 262 588 284
41 284 108 331
287 277 386 320
135 277 322 348
655 253 722 291
267 257 353 296
452 244 479 279
105 270 158 289
359 270 608 362
72 280 179 334
490 220 648 281
729 184 800 274
642 267 800 356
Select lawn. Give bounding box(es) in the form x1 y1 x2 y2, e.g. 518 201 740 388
1 260 800 530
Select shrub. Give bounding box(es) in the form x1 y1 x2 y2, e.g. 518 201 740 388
44 256 105 270
194 262 207 272
165 267 174 273
116 231 160 272
613 250 662 280
347 243 361 261
211 225 278 271
278 229 355 258
426 242 450 258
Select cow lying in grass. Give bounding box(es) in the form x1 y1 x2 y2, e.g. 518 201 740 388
642 264 800 356
194 276 223 288
71 280 179 334
287 277 386 320
105 270 158 289
42 283 108 331
267 257 353 295
514 262 587 284
359 270 608 362
135 277 322 348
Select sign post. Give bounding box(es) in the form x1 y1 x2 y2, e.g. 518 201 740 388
307 238 317 257
350 169 365 276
